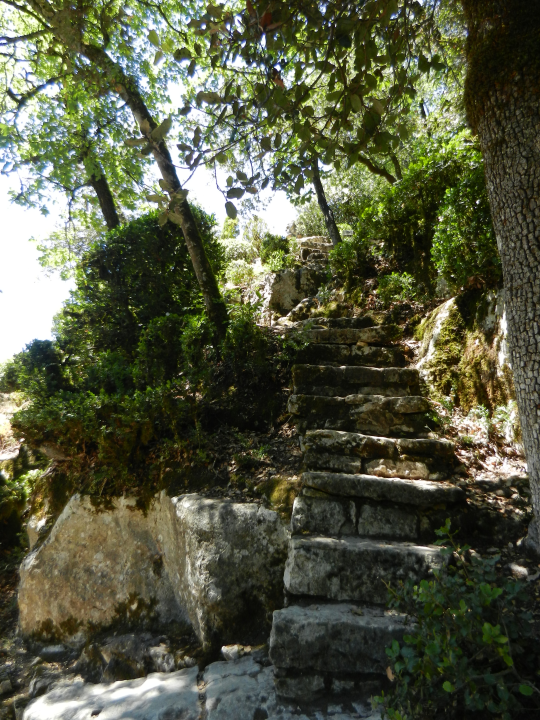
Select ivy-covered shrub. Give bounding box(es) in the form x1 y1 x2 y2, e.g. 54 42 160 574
375 521 540 720
4 209 299 499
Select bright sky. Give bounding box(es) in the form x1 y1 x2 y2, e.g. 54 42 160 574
0 171 296 363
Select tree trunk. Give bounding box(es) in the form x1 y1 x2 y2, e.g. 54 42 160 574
462 0 540 553
70 42 228 339
88 167 121 231
311 158 342 246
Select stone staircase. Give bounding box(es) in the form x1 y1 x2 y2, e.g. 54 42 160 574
268 314 464 703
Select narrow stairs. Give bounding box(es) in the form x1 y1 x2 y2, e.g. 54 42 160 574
268 308 464 704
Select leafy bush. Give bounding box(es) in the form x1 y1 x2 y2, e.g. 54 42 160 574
8 209 299 499
432 164 501 290
225 259 258 287
377 272 417 307
321 133 498 295
260 233 289 264
376 521 540 720
294 199 327 237
328 236 376 289
219 237 258 263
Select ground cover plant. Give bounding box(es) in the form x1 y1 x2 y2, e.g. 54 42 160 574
376 521 540 720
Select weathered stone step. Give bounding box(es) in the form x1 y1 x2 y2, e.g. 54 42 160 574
295 343 407 367
290 393 431 437
284 536 444 604
298 236 331 247
312 316 377 329
301 471 464 506
294 494 422 541
293 365 420 397
301 429 455 461
303 325 402 346
304 451 448 480
269 603 410 681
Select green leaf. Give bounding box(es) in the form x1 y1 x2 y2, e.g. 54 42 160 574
168 211 184 225
148 30 160 47
520 684 534 696
174 47 192 62
350 94 362 113
151 117 172 141
443 682 454 693
154 50 164 65
227 188 245 199
225 201 237 219
236 170 248 182
215 152 227 163
418 54 430 74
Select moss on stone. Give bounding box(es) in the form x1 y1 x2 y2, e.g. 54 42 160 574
420 291 515 413
422 304 466 399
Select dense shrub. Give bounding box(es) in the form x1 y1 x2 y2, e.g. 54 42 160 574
5 209 300 499
377 272 417 307
376 521 540 720
432 164 501 290
299 133 499 297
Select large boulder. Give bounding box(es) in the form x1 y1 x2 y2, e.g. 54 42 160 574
262 267 325 317
18 496 183 645
18 493 289 649
152 494 289 647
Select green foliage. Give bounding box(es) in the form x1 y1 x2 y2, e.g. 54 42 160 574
295 201 327 237
376 521 540 720
9 210 296 499
377 272 417 307
334 134 498 293
220 218 240 240
328 236 375 289
432 165 501 289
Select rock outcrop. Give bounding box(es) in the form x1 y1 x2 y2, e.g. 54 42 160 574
18 492 288 649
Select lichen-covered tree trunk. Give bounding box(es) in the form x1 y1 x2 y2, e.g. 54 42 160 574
462 0 540 552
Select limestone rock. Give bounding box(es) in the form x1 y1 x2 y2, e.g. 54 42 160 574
152 493 289 646
262 267 325 316
19 493 288 649
204 656 279 720
291 495 356 536
18 495 183 645
364 458 430 480
292 365 420 398
301 471 464 507
23 668 200 720
357 504 418 540
304 325 402 346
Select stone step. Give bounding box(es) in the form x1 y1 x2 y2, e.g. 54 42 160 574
294 494 422 541
284 536 444 604
292 365 420 397
303 451 451 481
301 429 455 461
301 471 464 507
303 325 402 346
289 394 431 437
298 236 331 247
269 603 410 680
295 344 407 367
